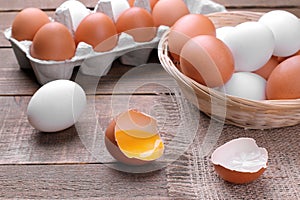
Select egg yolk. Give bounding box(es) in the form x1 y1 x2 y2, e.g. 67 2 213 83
115 129 164 161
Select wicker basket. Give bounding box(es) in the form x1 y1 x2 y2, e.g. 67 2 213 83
158 11 300 129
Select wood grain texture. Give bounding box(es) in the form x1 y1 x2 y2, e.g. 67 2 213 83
0 164 169 199
1 1 300 199
0 92 194 164
214 0 300 7
227 7 300 17
0 49 175 95
0 0 99 11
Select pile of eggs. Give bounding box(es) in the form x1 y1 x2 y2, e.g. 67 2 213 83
11 0 192 61
168 10 300 101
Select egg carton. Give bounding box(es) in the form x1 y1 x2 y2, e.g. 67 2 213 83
4 26 168 85
4 0 225 85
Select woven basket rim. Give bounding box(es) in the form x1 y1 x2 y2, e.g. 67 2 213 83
158 29 300 107
157 11 300 129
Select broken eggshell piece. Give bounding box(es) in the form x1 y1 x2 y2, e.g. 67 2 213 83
105 109 164 165
211 137 268 184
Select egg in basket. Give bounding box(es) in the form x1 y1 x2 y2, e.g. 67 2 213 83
158 10 300 129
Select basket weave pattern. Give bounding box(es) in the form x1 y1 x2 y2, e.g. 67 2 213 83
158 11 300 129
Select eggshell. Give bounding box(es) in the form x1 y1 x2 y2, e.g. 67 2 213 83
211 137 268 184
213 164 266 185
180 35 234 87
105 119 149 166
55 0 91 32
115 109 158 138
27 80 86 132
267 55 300 100
254 56 279 80
75 12 118 52
12 7 50 41
218 72 267 100
168 14 216 61
152 0 189 27
277 50 300 63
222 21 275 72
259 10 300 57
216 26 234 41
104 110 164 166
115 7 156 42
128 0 158 10
30 22 76 61
95 0 130 22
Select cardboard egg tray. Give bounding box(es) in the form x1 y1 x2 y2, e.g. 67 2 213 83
4 0 225 85
4 26 168 85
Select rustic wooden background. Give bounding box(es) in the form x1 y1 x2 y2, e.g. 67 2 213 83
0 0 299 199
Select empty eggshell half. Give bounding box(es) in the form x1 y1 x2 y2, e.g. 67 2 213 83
211 137 268 184
105 109 164 166
115 109 158 138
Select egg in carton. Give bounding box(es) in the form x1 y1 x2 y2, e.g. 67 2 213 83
4 0 225 85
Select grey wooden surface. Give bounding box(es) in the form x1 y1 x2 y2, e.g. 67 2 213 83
1 0 300 199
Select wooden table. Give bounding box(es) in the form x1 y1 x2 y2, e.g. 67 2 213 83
0 1 299 199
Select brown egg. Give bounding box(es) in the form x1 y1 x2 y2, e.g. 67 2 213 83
105 109 164 166
12 7 50 41
277 50 300 63
30 22 76 61
267 55 300 100
211 138 268 184
75 13 118 52
168 14 216 61
105 119 149 166
128 0 159 10
214 165 266 184
254 56 279 80
116 7 156 42
152 0 189 27
180 35 234 87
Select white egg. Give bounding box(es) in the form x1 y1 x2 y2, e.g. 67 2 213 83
27 80 86 132
222 21 275 72
218 72 267 100
216 26 234 41
95 0 130 22
259 10 300 57
56 0 91 31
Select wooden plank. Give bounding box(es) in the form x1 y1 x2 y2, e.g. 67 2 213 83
1 0 300 11
0 48 175 95
0 0 99 11
214 0 300 8
0 164 169 199
0 93 193 164
226 8 300 17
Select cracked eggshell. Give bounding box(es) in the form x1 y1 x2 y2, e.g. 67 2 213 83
105 109 164 166
211 137 268 184
105 119 149 166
